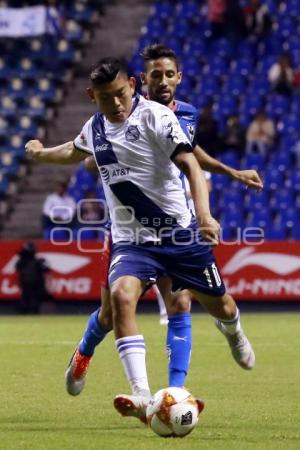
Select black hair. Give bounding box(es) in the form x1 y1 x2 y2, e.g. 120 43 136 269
141 44 179 70
90 57 129 87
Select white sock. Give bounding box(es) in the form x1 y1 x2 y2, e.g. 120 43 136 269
153 284 167 318
115 335 151 398
219 308 241 335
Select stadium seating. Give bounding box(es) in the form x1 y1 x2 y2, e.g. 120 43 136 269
127 0 300 240
1 0 299 241
0 0 105 231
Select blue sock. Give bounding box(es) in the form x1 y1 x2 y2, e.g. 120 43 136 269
79 308 109 357
167 313 192 387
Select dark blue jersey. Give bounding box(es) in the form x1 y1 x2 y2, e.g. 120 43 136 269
173 100 197 144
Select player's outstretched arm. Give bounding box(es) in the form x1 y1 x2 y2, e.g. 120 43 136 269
25 140 87 164
193 145 263 191
174 148 220 246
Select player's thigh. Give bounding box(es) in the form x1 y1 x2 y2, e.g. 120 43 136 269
190 290 236 318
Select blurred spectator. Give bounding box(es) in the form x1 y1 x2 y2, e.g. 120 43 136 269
243 0 272 38
77 190 107 240
194 103 220 156
15 242 50 314
46 0 65 36
268 53 295 96
79 190 106 223
246 111 276 155
222 114 246 154
42 181 76 239
207 0 227 39
225 0 247 40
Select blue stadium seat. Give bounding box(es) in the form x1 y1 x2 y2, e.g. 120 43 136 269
21 97 47 123
244 190 269 210
264 223 287 240
270 188 295 210
0 152 20 177
0 117 9 139
263 169 285 190
242 153 266 171
285 0 300 16
270 151 293 170
14 116 38 141
290 170 300 191
278 114 299 136
0 96 17 121
266 95 290 120
277 16 297 38
0 173 9 195
226 75 247 97
211 173 231 191
206 56 229 77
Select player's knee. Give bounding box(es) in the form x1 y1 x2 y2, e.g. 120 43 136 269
221 293 237 318
110 287 135 318
167 290 191 315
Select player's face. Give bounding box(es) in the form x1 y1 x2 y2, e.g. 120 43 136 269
141 57 182 106
88 74 136 123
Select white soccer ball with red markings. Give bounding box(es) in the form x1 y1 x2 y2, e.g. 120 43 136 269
146 387 202 437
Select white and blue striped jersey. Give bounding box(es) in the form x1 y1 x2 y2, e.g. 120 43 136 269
74 95 192 243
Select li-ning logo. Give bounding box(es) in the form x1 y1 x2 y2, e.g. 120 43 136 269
125 125 140 142
2 253 91 275
222 248 300 275
100 167 110 184
181 411 193 425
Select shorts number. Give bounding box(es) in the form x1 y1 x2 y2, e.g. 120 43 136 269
204 263 222 287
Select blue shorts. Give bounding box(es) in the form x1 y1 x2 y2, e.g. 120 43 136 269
109 224 225 297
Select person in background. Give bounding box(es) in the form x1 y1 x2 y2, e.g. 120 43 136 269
15 242 50 314
243 0 272 39
268 53 295 96
246 111 276 156
222 114 246 154
194 103 220 157
42 181 76 240
207 0 227 39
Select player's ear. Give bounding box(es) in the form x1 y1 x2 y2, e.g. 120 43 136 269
128 76 136 95
177 71 183 85
86 87 96 102
140 72 147 85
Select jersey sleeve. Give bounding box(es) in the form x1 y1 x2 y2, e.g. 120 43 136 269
147 106 191 159
73 119 93 155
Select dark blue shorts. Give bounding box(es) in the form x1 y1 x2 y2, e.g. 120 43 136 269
109 224 226 297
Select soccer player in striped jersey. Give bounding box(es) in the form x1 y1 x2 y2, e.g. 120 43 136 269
26 56 259 423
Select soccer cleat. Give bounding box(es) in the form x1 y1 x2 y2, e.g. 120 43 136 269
113 394 149 424
65 347 92 396
215 320 255 370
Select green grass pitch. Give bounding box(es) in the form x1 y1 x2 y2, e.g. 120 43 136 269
0 312 299 450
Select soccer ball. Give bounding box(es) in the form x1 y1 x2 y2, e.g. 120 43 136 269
146 387 202 437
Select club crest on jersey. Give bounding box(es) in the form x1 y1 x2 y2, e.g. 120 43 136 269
186 123 194 141
125 125 140 142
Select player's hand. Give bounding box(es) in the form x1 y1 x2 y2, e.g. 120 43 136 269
235 169 263 191
25 139 44 160
198 214 220 246
84 155 98 172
